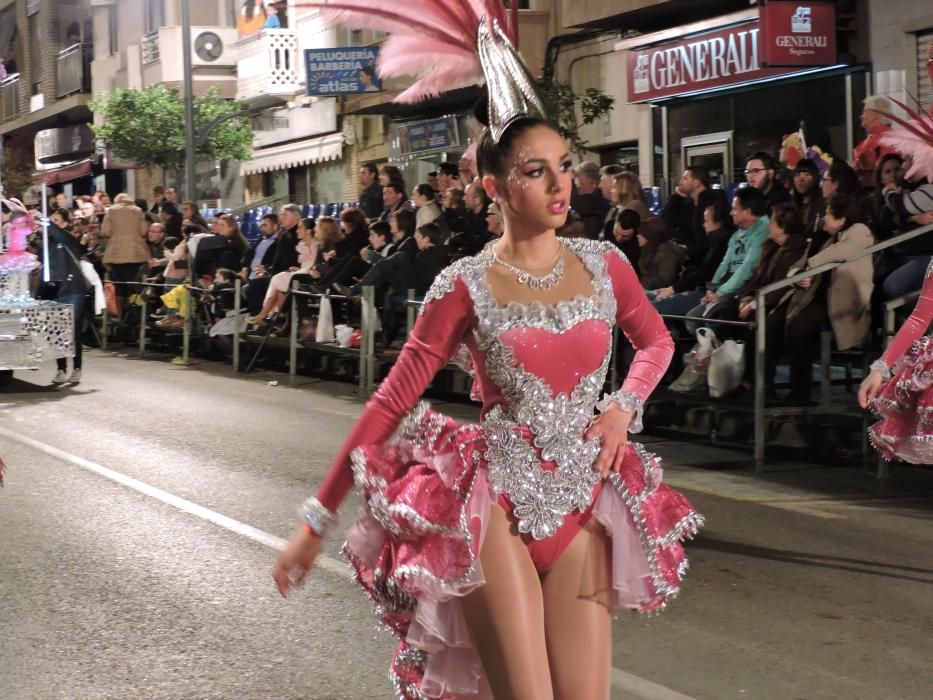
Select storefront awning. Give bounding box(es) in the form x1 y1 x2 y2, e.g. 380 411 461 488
239 132 344 176
33 158 94 185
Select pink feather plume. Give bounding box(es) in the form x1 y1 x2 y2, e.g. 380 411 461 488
295 1 515 102
873 97 933 182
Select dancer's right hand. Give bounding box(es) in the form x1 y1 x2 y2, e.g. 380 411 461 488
858 370 885 409
272 525 323 597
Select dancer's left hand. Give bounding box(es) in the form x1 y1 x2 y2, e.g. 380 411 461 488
586 405 633 479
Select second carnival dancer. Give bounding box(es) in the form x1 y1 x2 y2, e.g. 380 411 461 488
859 92 933 465
273 3 704 698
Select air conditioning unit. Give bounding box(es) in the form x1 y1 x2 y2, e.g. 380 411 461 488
191 27 239 67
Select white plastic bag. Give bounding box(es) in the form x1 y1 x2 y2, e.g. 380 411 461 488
316 295 336 343
334 323 354 348
708 340 745 398
670 327 719 393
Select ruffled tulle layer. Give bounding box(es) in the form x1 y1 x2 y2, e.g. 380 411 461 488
343 402 703 699
869 335 933 465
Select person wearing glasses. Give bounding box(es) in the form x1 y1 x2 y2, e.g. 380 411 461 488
744 152 790 211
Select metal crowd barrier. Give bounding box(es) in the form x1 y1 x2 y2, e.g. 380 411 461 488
753 221 933 473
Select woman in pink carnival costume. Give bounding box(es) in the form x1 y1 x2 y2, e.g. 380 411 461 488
273 3 704 698
859 93 933 464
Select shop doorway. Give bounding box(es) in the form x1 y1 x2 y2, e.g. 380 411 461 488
681 131 733 188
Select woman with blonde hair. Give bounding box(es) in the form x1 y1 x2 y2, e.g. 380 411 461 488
249 217 318 324
612 171 650 221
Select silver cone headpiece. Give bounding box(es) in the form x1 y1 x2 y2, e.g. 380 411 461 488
477 17 548 143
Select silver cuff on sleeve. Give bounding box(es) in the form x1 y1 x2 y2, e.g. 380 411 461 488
298 497 338 537
869 359 892 380
595 390 645 434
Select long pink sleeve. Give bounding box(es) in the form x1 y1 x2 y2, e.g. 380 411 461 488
315 278 475 512
879 264 933 370
606 250 674 400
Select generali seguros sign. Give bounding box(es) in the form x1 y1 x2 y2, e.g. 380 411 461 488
626 3 836 103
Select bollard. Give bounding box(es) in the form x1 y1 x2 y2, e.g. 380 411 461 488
233 277 241 371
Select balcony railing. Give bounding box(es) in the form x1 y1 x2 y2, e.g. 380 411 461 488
236 29 301 100
56 43 93 98
1 74 20 121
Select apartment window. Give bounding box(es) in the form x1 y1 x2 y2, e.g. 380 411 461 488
144 0 165 36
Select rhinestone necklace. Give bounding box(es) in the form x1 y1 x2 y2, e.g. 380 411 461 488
491 244 565 290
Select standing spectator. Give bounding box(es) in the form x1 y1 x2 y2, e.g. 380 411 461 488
160 202 183 239
100 192 149 303
54 191 69 209
436 161 461 193
571 160 610 239
358 163 384 220
46 208 87 384
598 164 626 239
459 143 477 184
182 201 208 229
377 182 411 223
853 95 895 189
612 171 650 221
790 158 825 235
150 186 166 215
662 165 726 262
379 164 405 189
263 2 281 28
426 171 439 191
441 187 468 235
744 152 790 210
164 187 178 206
413 184 443 229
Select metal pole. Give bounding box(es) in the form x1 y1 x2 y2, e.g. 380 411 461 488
182 286 191 363
845 73 854 158
139 293 147 356
233 277 241 371
181 0 197 203
754 297 766 472
41 182 50 282
289 280 298 384
101 275 109 350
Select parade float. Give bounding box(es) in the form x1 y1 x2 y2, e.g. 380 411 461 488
0 205 73 386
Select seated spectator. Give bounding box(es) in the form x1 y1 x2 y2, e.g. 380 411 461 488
598 164 626 239
821 159 859 201
413 183 443 229
870 153 905 236
145 221 167 273
334 209 418 299
684 187 771 331
790 158 825 235
160 201 183 239
610 209 641 267
637 218 685 288
449 180 491 257
249 216 318 325
612 171 650 222
557 210 585 239
877 154 933 299
486 201 504 239
651 201 733 316
571 160 610 239
307 216 343 282
780 193 874 402
316 220 394 291
378 182 412 223
745 151 790 210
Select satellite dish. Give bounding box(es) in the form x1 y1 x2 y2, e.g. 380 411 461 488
194 32 223 62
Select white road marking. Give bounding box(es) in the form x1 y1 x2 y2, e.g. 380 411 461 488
1 425 698 700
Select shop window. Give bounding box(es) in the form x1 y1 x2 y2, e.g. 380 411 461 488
144 0 164 37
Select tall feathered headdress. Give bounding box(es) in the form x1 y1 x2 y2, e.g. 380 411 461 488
298 1 548 142
870 98 933 182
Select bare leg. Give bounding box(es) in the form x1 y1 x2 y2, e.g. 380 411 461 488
542 518 613 700
254 289 284 320
460 503 554 700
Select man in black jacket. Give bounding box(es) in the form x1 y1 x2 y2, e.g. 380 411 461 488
358 163 383 220
662 165 727 264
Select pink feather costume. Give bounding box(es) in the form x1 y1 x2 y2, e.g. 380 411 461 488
868 258 933 464
293 4 703 698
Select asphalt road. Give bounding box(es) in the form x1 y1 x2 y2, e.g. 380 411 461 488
1 350 932 700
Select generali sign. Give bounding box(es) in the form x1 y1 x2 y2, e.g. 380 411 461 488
626 4 836 103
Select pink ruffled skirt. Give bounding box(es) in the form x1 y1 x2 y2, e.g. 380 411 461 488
343 403 703 699
869 335 933 464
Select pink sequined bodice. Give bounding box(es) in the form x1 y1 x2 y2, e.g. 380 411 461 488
879 259 933 370
314 239 674 536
